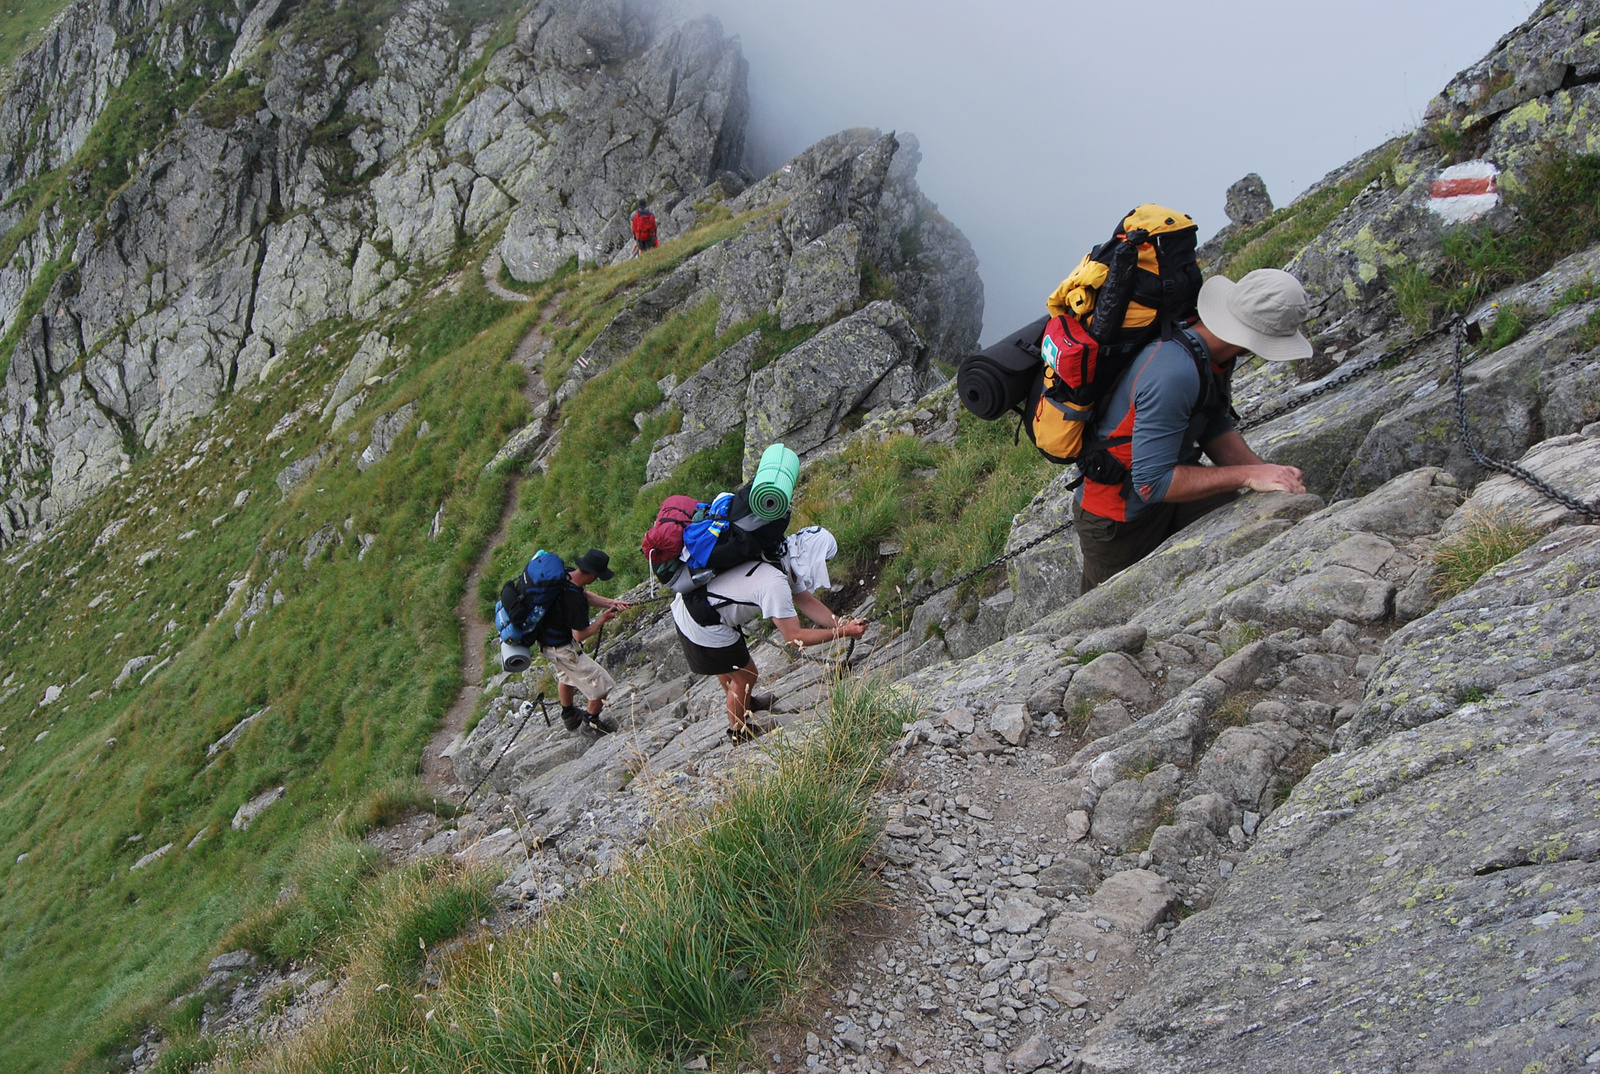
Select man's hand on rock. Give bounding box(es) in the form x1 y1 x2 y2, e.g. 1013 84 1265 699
598 608 618 625
1243 464 1306 495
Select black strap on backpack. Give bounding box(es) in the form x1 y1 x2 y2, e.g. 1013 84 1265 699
1074 330 1221 494
684 563 764 629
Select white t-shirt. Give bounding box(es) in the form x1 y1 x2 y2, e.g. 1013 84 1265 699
671 561 804 648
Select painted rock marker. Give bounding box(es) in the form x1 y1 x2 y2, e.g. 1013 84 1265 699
1427 160 1499 224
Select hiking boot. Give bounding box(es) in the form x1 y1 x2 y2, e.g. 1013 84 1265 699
726 719 768 746
560 705 583 732
583 711 618 735
746 692 774 713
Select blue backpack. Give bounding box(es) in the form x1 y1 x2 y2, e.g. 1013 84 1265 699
494 551 568 644
680 487 789 573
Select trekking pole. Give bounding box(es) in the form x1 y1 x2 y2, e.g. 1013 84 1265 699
460 691 544 808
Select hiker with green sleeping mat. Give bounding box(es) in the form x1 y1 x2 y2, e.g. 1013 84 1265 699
670 525 865 744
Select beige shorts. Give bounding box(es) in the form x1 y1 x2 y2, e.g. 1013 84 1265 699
542 642 615 701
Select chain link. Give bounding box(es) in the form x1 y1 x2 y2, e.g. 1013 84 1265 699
862 515 1078 626
1450 320 1600 520
1237 321 1458 432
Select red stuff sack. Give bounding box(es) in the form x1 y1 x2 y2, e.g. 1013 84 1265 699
641 495 702 575
1039 314 1099 394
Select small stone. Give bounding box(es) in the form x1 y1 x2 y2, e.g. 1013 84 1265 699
1047 985 1089 1008
1008 1033 1053 1073
1242 811 1261 836
683 1056 709 1071
968 804 995 821
838 1024 868 1053
980 958 1012 982
944 709 977 735
805 1032 821 1053
846 990 861 1007
1065 811 1090 842
1084 950 1097 963
993 898 1047 934
963 1010 998 1030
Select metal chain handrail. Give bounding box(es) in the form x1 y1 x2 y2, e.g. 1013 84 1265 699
1237 320 1459 432
1450 320 1600 520
548 319 1599 691
459 692 548 808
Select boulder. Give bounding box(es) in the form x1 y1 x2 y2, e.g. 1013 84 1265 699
644 332 757 482
1086 869 1174 933
1191 723 1307 814
1174 792 1234 836
1064 652 1155 714
743 300 925 474
990 703 1030 747
1089 764 1183 849
1074 625 1146 657
1223 173 1272 227
1147 821 1218 865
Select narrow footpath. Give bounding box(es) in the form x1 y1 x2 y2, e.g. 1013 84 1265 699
420 305 550 793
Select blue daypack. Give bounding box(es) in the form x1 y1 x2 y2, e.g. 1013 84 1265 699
494 551 568 644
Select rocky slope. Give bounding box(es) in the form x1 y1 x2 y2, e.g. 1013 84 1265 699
0 0 979 548
5 0 1600 1071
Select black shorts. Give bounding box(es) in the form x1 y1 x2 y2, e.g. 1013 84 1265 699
675 625 752 676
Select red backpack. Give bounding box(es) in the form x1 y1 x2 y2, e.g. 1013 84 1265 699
631 210 657 244
641 495 701 574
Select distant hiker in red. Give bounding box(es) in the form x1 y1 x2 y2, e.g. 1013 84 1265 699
630 196 658 256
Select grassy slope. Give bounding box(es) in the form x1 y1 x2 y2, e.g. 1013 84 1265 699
0 206 773 1070
0 0 72 79
0 266 531 1070
230 680 912 1073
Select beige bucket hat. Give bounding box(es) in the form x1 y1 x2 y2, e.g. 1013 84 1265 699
1197 268 1314 361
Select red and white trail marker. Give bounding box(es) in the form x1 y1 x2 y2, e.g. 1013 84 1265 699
1427 161 1499 224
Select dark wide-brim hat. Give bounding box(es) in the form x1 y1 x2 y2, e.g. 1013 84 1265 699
573 548 615 580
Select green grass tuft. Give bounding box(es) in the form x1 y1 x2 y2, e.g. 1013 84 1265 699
1217 144 1401 278
1431 510 1544 599
232 679 913 1073
793 408 1053 619
1482 302 1534 351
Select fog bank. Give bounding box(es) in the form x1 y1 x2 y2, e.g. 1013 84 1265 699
680 0 1531 344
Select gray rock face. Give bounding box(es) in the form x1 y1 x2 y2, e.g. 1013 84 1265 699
1003 469 1082 634
1080 537 1600 1071
1260 6 1600 349
0 0 782 549
780 222 862 329
1341 524 1600 750
743 300 926 473
497 6 748 281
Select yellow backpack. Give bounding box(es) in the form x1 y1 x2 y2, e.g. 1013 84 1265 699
1028 205 1202 465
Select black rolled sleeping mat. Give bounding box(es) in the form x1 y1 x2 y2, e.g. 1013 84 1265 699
957 316 1049 420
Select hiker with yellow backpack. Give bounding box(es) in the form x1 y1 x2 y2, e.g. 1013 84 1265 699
959 206 1309 592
